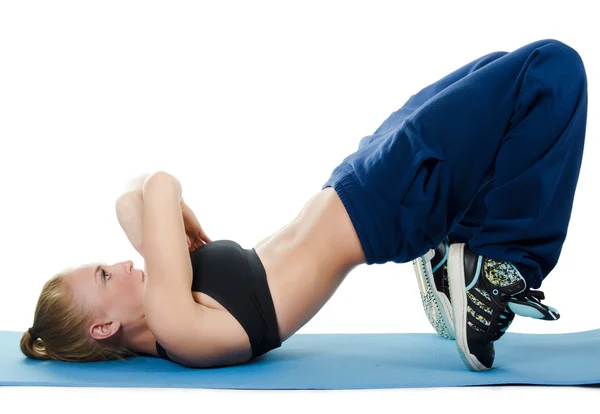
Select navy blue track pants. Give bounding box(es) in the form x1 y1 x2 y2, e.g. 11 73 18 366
322 39 588 289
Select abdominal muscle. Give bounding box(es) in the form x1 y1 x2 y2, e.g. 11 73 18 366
187 187 366 357
254 187 366 341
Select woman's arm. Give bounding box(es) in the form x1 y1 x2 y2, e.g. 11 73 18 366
118 172 152 199
141 171 189 296
141 172 242 367
114 173 152 256
141 173 198 352
116 172 210 257
115 190 145 256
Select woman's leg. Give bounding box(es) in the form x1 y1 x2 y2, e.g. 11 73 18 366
323 38 587 288
336 49 511 267
323 39 587 370
413 176 495 340
447 178 493 243
445 40 587 370
371 52 509 340
357 51 508 150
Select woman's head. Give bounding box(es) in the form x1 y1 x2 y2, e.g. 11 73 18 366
21 260 146 362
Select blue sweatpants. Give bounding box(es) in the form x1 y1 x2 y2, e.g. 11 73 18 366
322 39 588 289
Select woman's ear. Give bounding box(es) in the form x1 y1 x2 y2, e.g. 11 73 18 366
89 320 121 341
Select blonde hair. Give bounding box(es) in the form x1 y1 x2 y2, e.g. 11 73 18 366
20 267 137 362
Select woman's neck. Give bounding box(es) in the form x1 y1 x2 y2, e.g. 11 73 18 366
122 317 159 357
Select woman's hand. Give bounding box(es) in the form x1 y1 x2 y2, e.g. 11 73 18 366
141 171 211 253
182 200 212 253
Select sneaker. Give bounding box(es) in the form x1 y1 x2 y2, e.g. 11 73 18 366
413 236 455 340
447 243 560 371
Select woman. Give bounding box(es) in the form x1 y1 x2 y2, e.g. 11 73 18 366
21 38 587 371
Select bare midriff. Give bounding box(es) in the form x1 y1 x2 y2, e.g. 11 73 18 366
253 187 366 341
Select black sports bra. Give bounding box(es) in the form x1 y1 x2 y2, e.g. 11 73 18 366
155 239 281 361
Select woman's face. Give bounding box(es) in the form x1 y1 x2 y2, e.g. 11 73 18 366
65 260 146 340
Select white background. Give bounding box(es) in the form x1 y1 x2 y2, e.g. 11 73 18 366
0 0 598 412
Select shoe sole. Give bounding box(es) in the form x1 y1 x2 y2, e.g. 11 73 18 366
413 250 455 340
448 243 489 371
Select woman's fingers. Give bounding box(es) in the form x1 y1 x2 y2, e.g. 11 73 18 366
188 231 210 253
195 229 211 244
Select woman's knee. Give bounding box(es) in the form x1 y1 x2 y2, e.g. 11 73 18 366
536 39 586 83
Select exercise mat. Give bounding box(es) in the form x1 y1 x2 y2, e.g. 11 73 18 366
1 329 598 389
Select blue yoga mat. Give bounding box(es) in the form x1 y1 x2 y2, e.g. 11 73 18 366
1 329 599 389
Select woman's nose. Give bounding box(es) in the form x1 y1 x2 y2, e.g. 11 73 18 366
122 260 134 274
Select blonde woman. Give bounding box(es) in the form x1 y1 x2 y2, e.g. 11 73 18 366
22 39 586 371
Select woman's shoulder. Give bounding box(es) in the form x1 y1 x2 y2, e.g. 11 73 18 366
152 305 252 368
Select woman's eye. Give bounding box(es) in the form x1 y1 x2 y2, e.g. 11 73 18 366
101 269 111 281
